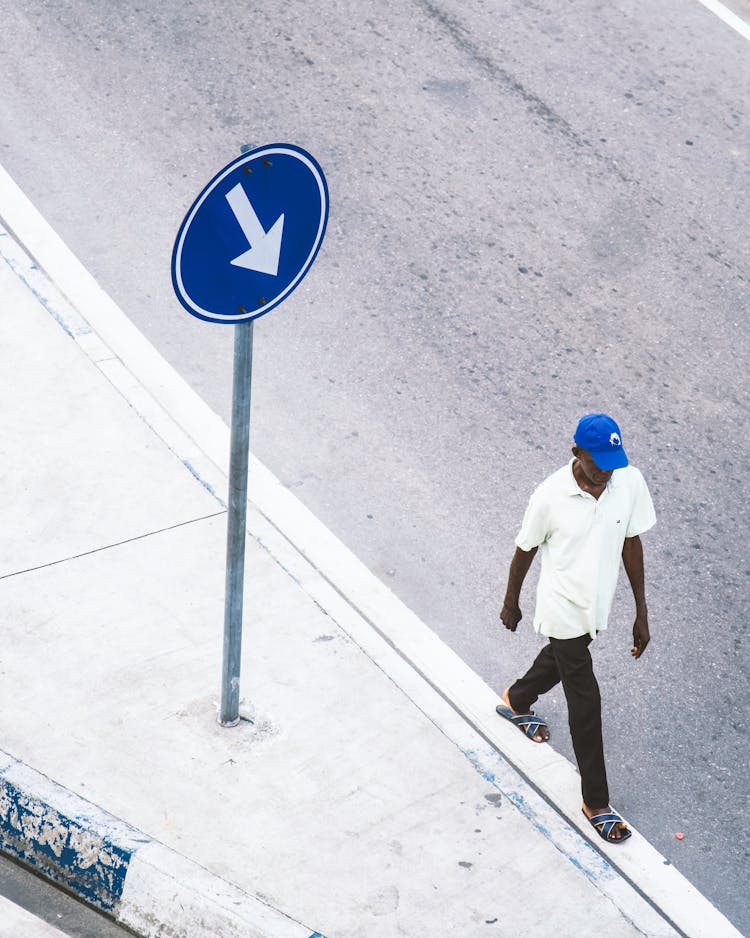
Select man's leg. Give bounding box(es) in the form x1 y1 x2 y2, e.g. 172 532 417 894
507 640 561 713
549 635 609 809
500 641 559 742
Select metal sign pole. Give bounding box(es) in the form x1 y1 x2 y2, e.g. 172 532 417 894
219 318 254 726
171 143 328 728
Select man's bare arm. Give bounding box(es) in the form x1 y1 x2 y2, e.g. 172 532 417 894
622 534 650 659
500 546 538 632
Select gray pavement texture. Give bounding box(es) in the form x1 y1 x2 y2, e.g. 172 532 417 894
0 892 68 938
0 0 749 933
0 214 727 936
0 855 132 938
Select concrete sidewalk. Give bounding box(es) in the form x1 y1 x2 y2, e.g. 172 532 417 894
0 175 742 937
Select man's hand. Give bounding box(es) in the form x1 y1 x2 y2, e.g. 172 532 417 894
501 603 523 632
631 613 650 659
622 536 650 659
500 546 538 634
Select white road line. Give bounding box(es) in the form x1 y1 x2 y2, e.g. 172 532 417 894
695 0 750 41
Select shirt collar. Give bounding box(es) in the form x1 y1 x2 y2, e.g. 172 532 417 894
566 457 617 496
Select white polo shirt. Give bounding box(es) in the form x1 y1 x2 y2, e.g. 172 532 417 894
516 459 656 640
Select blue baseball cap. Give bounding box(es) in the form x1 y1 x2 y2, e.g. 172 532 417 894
574 413 629 470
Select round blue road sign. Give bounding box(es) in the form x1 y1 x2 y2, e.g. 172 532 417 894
171 144 329 323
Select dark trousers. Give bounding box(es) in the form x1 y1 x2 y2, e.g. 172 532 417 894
508 634 609 808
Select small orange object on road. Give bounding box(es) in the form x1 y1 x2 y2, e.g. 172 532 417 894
675 832 685 840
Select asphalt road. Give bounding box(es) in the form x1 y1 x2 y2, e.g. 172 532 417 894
0 854 132 937
1 1 748 932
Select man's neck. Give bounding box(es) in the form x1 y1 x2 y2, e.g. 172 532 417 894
572 458 607 500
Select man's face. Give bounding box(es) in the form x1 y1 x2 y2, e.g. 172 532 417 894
572 446 613 487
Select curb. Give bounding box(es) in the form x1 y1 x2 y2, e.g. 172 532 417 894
0 161 743 938
0 752 324 938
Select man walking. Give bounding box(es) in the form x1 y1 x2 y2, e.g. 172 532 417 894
497 413 655 843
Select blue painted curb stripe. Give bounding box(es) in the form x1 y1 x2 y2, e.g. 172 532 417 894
0 777 130 911
0 757 149 913
0 752 328 934
463 747 616 886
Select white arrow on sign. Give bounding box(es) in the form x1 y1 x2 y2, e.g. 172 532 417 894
225 182 284 277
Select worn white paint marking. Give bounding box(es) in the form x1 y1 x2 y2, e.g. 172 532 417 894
0 758 143 911
695 0 750 41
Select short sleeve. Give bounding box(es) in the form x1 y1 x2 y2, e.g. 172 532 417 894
625 469 656 537
515 486 550 551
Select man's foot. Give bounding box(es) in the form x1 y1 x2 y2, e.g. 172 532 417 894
495 688 550 743
582 803 631 843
